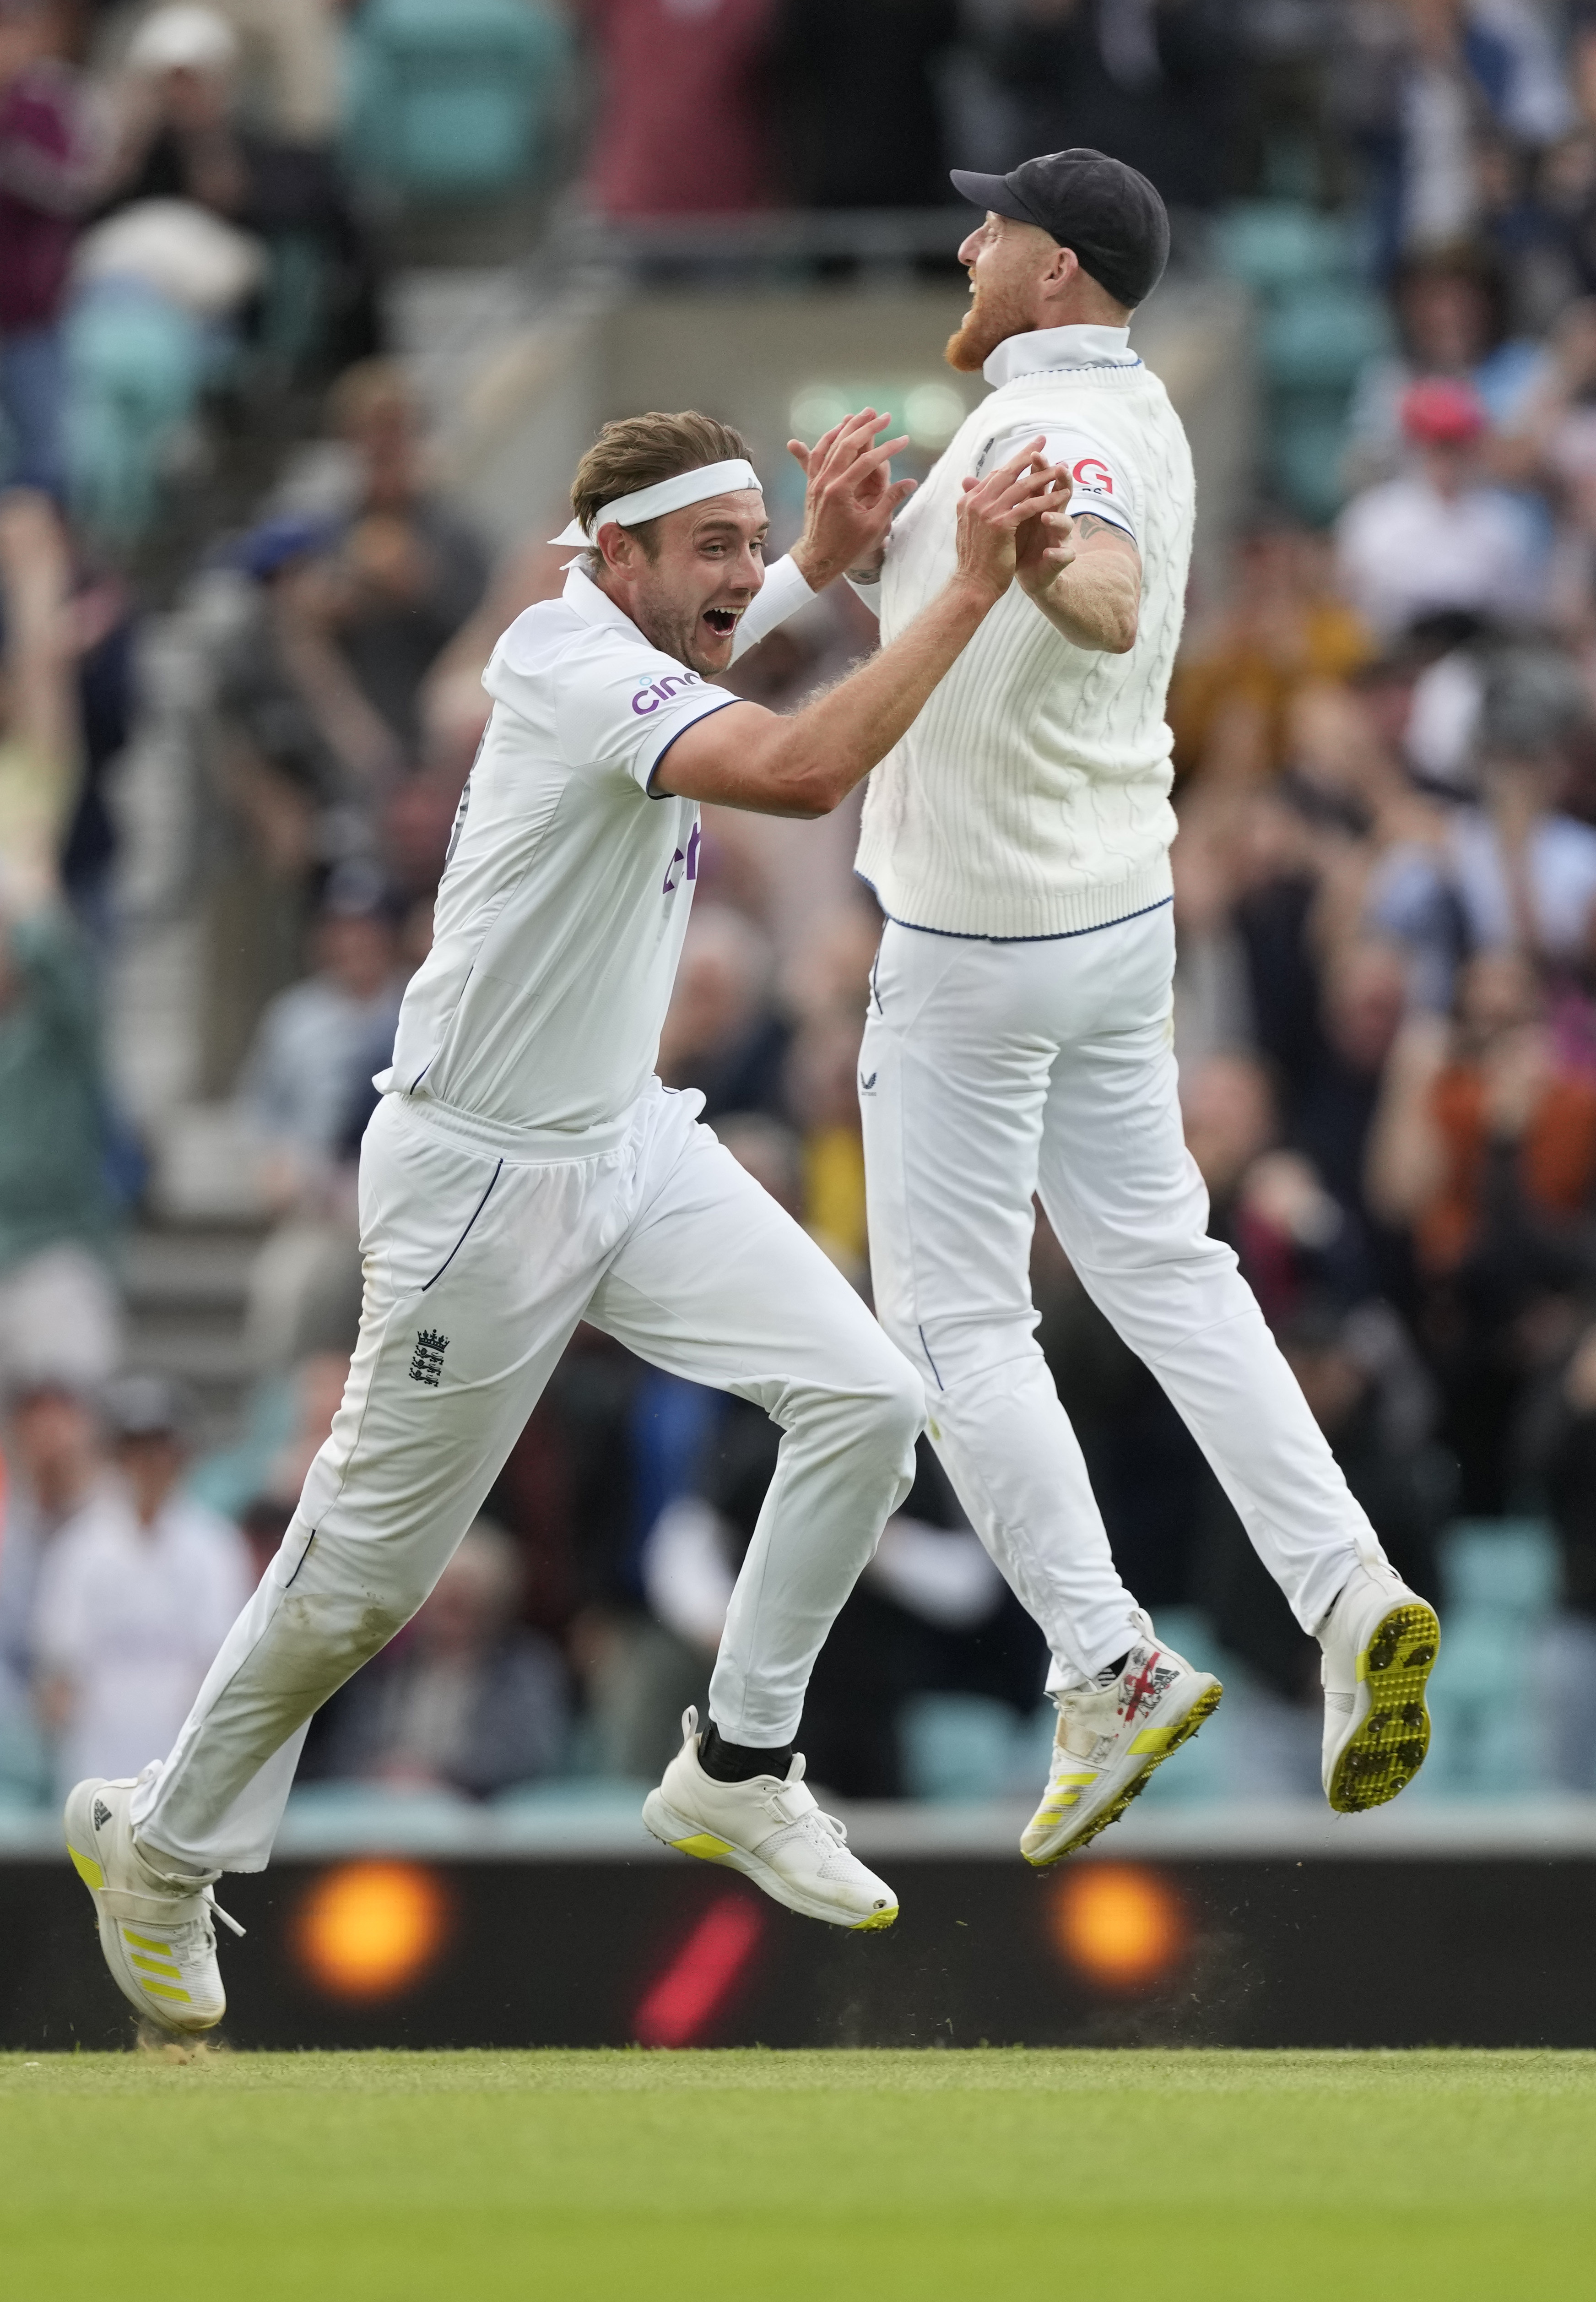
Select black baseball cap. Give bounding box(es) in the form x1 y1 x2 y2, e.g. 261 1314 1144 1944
949 148 1170 311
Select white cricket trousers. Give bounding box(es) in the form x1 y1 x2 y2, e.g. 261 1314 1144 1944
134 1083 921 1872
859 901 1378 1694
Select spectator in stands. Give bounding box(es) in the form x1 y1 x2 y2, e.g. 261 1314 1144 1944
784 1006 868 1276
1336 378 1546 638
1169 796 1255 1073
234 861 404 1370
201 0 343 146
655 904 786 1121
265 362 491 771
0 0 99 498
1169 511 1374 782
1345 244 1549 488
1530 1316 1596 1786
1368 694 1596 1010
0 1377 105 1780
1203 1298 1448 1705
1506 297 1596 635
32 1374 253 1795
100 4 379 377
239 858 407 1200
582 0 777 217
1335 0 1572 275
1288 939 1412 1230
0 491 121 1394
1367 949 1596 1510
257 1345 352 1504
319 1519 568 1798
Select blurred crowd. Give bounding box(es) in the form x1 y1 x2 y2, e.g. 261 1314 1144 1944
11 3 1596 1815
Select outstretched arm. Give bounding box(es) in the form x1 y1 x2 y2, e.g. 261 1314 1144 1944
655 444 1069 818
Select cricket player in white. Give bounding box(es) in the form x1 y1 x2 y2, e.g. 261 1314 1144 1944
64 407 1074 2032
847 150 1441 1864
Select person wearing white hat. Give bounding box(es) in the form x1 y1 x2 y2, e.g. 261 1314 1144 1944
63 404 1073 2033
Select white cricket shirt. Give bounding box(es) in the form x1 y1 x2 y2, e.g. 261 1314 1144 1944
382 559 808 1146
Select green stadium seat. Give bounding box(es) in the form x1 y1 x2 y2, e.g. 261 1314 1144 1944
1415 1521 1558 1798
1211 201 1355 294
1260 285 1392 395
63 283 208 543
341 0 571 199
1269 405 1358 525
899 1692 1023 1803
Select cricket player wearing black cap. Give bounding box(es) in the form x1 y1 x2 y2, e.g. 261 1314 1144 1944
829 150 1441 1863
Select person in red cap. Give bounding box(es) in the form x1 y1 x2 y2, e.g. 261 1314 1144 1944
1336 375 1545 636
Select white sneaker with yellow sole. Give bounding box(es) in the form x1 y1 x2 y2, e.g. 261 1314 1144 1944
64 1770 242 2035
1319 1548 1440 1812
643 1709 898 1929
1021 1628 1223 1867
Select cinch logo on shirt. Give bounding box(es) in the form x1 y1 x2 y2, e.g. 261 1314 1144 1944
663 820 701 895
1072 456 1114 494
632 672 703 716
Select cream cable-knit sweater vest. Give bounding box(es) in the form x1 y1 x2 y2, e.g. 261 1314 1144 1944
855 358 1195 940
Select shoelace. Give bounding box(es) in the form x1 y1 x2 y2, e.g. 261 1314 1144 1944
126 1881 246 1945
206 1889 246 1940
757 1784 851 1851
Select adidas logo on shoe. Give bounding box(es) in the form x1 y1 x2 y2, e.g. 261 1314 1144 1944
92 1800 111 1830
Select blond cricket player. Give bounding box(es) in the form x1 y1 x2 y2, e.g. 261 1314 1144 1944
65 407 1074 2032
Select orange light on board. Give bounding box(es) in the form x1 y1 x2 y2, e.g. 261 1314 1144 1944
295 1861 451 1999
1051 1862 1186 1990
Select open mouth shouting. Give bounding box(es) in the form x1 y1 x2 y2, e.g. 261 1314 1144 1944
702 606 741 640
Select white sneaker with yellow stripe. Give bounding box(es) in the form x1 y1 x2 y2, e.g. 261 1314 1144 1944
63 1770 241 2035
642 1708 898 1929
1021 1628 1223 1867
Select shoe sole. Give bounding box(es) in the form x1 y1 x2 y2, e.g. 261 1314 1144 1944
1327 1599 1440 1813
641 1790 898 1931
63 1780 223 2037
1023 1680 1224 1868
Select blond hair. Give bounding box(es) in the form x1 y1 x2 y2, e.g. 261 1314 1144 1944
570 409 749 562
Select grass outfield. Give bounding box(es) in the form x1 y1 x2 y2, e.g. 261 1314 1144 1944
4 2048 1594 2300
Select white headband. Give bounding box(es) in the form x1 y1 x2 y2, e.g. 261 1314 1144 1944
549 457 762 547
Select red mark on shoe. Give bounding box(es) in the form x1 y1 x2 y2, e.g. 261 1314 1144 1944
1122 1650 1162 1721
633 1894 766 2047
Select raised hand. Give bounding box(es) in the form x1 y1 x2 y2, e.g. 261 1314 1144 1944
954 440 1071 603
788 408 917 589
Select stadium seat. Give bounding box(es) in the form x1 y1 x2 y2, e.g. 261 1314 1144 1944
1210 202 1355 295
1259 285 1391 396
1132 1608 1234 1805
1417 1520 1558 1798
1270 406 1363 527
0 1705 49 1812
63 282 209 544
1212 199 1389 528
341 0 571 199
899 1692 1024 1803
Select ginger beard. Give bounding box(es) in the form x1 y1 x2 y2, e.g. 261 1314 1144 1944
946 267 1039 373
